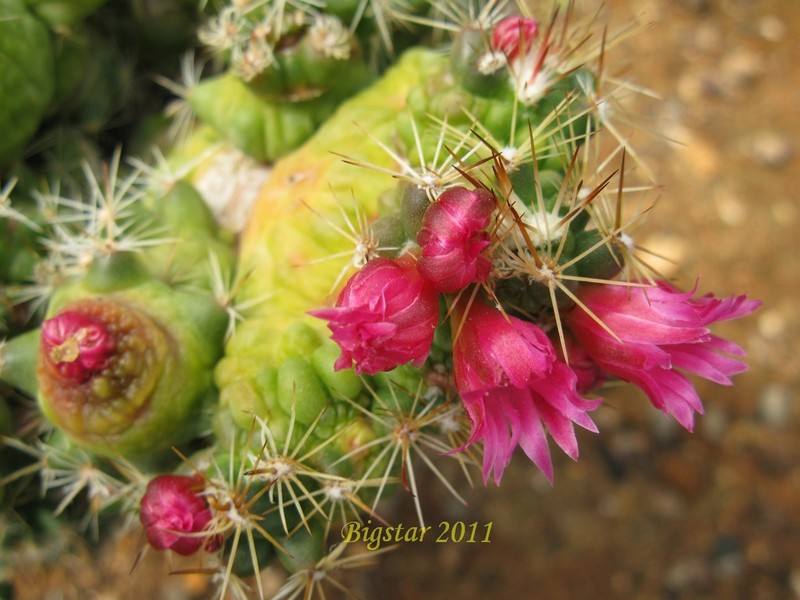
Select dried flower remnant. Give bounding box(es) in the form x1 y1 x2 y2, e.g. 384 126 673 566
40 311 116 383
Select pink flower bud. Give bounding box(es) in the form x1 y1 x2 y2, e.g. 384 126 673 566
310 257 439 375
41 310 116 383
492 16 539 60
140 474 218 556
417 187 495 293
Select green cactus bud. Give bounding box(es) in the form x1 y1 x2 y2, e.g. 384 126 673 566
225 517 277 578
189 73 326 162
276 320 322 362
311 340 363 400
268 14 365 95
83 251 151 293
399 182 430 239
329 416 377 475
6 247 38 283
0 212 43 284
142 180 236 289
495 261 580 316
373 363 423 402
450 26 508 98
508 166 563 207
221 379 268 431
34 126 102 188
277 358 328 426
572 230 625 280
155 179 217 233
324 0 362 23
370 212 407 255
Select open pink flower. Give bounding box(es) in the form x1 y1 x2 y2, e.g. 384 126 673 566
417 186 495 293
492 16 539 60
566 282 761 431
41 310 116 383
310 257 439 375
140 474 217 556
452 299 601 485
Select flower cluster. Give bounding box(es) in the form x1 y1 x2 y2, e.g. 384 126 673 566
313 179 761 484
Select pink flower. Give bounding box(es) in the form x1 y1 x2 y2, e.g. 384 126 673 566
566 282 761 431
492 16 539 60
558 332 608 395
41 310 116 383
140 474 217 556
452 299 601 485
310 257 439 375
417 186 495 293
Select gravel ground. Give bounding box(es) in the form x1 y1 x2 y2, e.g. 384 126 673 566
11 0 800 598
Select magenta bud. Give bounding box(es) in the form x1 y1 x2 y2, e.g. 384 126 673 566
417 187 496 293
309 256 439 375
492 16 539 60
140 474 219 556
40 311 116 383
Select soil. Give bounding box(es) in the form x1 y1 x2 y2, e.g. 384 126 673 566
9 0 800 598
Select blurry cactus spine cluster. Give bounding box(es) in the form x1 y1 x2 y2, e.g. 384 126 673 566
0 0 759 598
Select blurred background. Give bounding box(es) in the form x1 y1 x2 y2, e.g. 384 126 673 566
11 0 799 598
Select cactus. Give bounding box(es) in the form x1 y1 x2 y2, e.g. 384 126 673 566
0 1 761 599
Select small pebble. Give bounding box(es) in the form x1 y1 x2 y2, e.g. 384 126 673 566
771 200 797 226
758 383 794 428
719 49 763 92
757 308 786 341
758 15 786 42
713 187 746 226
791 568 800 598
665 558 710 593
747 131 794 169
